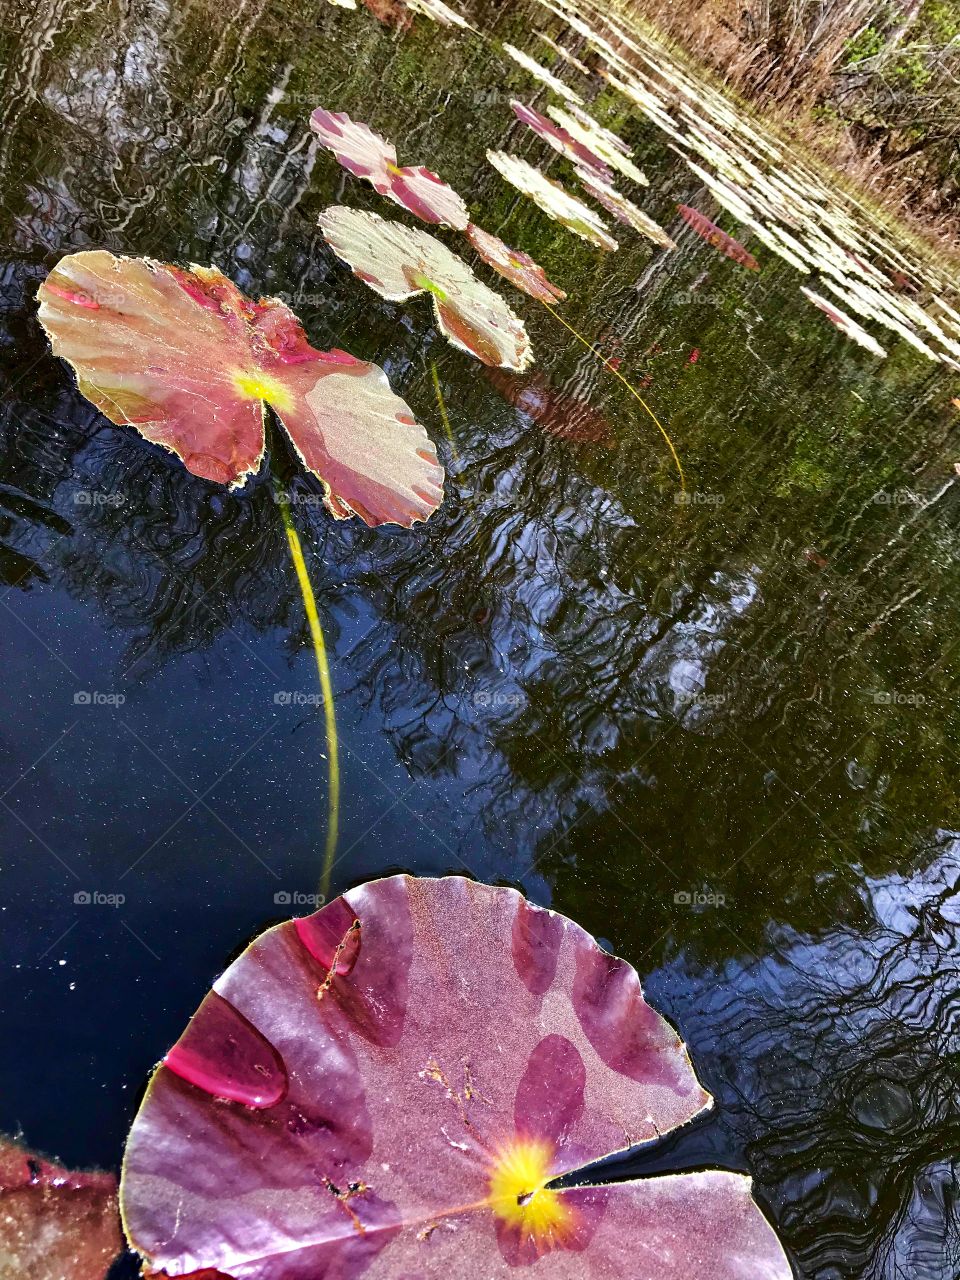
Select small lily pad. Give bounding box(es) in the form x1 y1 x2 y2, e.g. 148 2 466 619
502 42 585 104
547 105 649 187
575 168 676 249
319 206 533 370
677 204 760 270
486 151 618 252
466 223 567 304
309 109 469 229
800 286 887 357
511 100 613 180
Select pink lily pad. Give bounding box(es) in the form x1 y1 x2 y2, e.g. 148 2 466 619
511 100 613 181
677 205 760 271
319 206 533 370
121 876 791 1280
37 251 444 528
486 151 618 252
0 1136 121 1279
309 109 469 229
466 223 567 304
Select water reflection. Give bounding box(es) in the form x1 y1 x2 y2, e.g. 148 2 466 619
1 0 959 1275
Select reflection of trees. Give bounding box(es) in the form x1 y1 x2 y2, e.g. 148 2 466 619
2 3 960 1272
627 838 960 1279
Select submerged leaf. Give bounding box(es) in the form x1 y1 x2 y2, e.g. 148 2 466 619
309 109 469 229
37 251 443 527
0 1136 121 1280
676 205 760 270
319 206 533 370
466 223 567 304
486 151 618 252
121 875 791 1280
575 168 676 249
486 367 613 446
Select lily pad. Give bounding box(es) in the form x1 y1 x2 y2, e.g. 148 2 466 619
466 223 567 304
0 1136 121 1280
511 100 613 180
575 168 676 249
37 251 444 527
800 286 887 358
486 151 618 252
547 105 649 187
309 109 469 229
676 205 760 270
319 206 533 370
121 875 791 1280
404 0 472 26
502 42 585 104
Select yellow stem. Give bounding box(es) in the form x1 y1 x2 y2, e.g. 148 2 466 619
541 301 686 491
274 484 340 899
430 360 459 462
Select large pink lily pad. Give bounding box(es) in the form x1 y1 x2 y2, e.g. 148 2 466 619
319 206 533 370
309 110 469 229
466 223 567 304
37 251 443 528
121 875 792 1280
0 1136 121 1279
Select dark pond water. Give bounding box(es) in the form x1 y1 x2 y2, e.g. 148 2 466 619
2 0 960 1276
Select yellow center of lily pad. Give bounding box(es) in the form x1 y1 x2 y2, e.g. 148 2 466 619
232 370 294 412
410 271 448 303
486 1137 571 1242
386 161 404 176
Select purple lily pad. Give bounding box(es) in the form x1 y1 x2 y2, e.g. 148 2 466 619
120 875 792 1280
